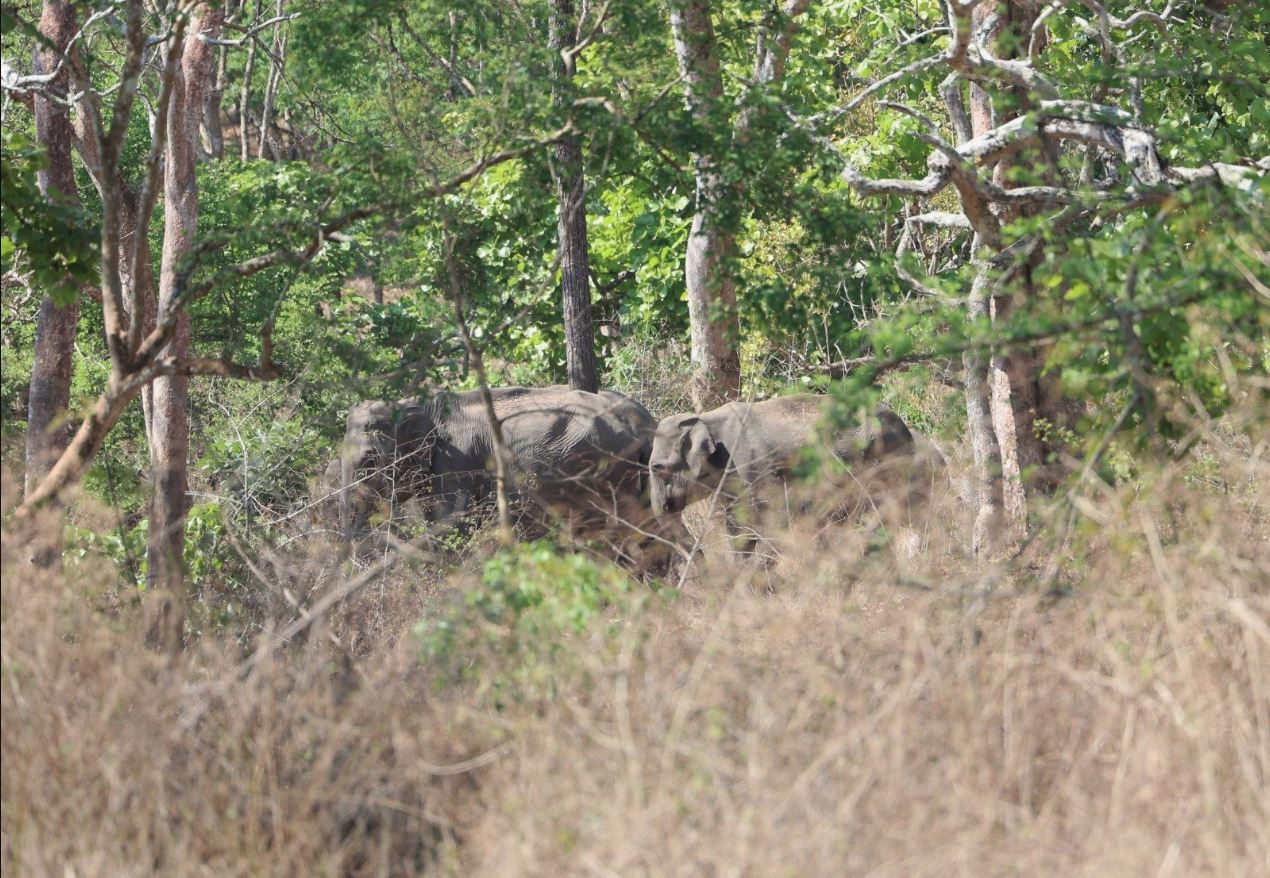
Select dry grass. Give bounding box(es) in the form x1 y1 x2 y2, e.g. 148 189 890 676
3 410 1268 876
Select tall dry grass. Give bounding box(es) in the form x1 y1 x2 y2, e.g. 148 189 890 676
2 407 1267 876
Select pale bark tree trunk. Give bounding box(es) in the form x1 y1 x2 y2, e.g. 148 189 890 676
670 0 741 410
238 0 262 161
982 0 1047 546
148 4 221 647
70 120 159 450
670 0 808 409
257 0 286 160
959 18 1008 555
25 1 84 513
549 0 599 393
964 270 1004 556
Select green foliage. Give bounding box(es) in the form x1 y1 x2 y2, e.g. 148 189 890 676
0 130 98 305
418 541 651 701
66 502 226 595
4 0 1267 615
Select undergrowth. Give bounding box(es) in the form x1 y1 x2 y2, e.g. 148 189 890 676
2 401 1267 876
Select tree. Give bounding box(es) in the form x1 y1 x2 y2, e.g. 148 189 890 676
808 0 1266 552
238 0 263 161
24 1 83 511
256 0 288 160
146 3 223 644
5 1 352 605
3 0 576 569
549 0 599 393
669 0 810 409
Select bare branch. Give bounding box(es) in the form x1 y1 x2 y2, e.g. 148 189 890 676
908 211 972 229
438 204 516 546
945 0 1060 99
200 11 298 46
813 54 944 124
392 9 477 98
561 0 615 71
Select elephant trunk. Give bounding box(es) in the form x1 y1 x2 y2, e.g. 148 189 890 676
339 441 381 541
650 473 671 518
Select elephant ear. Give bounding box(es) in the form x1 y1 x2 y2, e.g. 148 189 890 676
391 406 439 497
406 408 439 461
683 419 716 478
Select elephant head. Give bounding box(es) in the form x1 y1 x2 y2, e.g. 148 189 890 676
648 414 727 518
339 399 438 538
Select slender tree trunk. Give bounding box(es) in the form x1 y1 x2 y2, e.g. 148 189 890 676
683 206 740 409
257 0 286 160
238 0 262 161
120 193 158 451
670 0 807 409
549 0 598 393
447 11 462 101
983 0 1048 545
148 4 221 648
670 0 741 409
959 22 1008 555
25 1 84 514
965 269 1004 556
202 5 231 159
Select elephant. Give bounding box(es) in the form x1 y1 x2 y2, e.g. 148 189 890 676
647 394 918 551
312 457 344 530
338 385 678 567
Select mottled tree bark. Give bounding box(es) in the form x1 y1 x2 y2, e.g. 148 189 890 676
71 118 159 450
964 270 1004 556
961 4 1009 554
202 9 230 160
148 5 221 647
670 0 808 410
549 0 598 393
982 0 1048 546
25 1 83 509
670 0 741 410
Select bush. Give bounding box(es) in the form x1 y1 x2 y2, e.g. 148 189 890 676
420 541 656 702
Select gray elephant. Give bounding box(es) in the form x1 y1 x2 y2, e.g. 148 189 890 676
339 385 676 566
648 395 917 543
312 457 344 529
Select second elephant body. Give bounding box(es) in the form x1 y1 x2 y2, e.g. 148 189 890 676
647 394 918 526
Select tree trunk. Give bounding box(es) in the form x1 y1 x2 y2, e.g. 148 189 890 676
25 1 84 516
982 0 1048 546
669 0 807 409
148 4 221 648
683 208 741 409
670 0 741 409
965 269 1004 556
954 27 1010 555
202 5 231 160
257 0 286 160
549 0 599 393
238 0 262 161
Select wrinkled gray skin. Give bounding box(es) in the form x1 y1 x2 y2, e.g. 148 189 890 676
649 395 916 520
339 385 676 565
